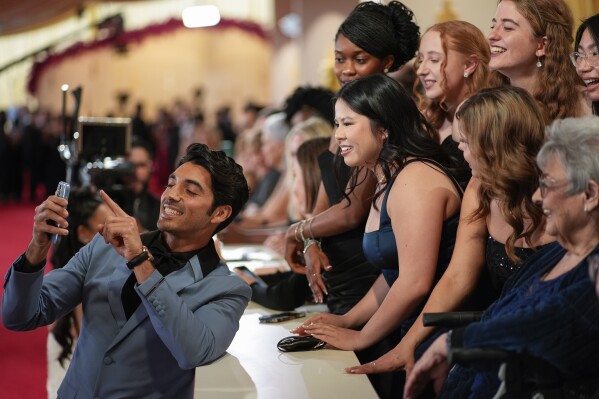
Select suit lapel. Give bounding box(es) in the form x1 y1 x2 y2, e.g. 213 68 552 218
106 259 132 329
164 255 203 293
105 256 202 352
105 302 150 352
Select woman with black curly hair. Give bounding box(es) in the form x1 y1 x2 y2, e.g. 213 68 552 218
333 1 419 86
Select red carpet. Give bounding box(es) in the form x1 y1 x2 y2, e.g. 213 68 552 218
0 203 48 399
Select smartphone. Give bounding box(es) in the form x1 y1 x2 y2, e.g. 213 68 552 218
259 311 306 324
50 181 70 246
234 265 268 287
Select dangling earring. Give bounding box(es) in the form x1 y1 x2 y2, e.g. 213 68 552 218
463 71 469 78
536 57 543 68
384 68 389 74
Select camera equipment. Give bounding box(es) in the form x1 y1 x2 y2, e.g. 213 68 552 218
77 117 135 214
78 116 131 160
58 85 82 186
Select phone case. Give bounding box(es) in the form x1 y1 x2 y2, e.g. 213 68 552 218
277 335 326 352
51 181 70 246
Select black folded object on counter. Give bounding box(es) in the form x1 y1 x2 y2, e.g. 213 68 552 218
277 335 326 352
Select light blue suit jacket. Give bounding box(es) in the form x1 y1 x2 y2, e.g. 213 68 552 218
2 234 251 399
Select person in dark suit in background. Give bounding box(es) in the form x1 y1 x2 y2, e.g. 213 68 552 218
126 138 161 232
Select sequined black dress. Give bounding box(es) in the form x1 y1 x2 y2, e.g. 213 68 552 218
485 235 538 297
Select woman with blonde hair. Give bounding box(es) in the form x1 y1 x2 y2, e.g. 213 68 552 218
283 116 335 222
234 136 332 311
256 116 333 253
488 0 590 121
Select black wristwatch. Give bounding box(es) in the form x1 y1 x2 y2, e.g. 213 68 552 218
126 246 154 270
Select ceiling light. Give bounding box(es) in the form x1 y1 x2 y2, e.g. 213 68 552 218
182 5 221 28
278 13 301 38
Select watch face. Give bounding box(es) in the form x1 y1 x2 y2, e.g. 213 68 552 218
146 248 154 264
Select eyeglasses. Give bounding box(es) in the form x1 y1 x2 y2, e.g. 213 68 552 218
538 177 569 198
570 51 599 68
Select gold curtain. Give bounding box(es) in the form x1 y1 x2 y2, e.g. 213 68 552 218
436 0 458 22
567 0 599 24
432 0 599 26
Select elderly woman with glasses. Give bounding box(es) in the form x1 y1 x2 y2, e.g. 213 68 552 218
404 116 599 399
572 13 599 115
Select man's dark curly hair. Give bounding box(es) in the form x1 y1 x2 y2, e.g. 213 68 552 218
179 143 249 233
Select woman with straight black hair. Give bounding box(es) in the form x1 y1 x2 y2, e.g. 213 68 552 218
284 0 420 316
292 74 466 395
573 13 599 116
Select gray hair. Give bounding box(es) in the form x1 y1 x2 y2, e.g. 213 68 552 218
262 112 290 142
537 116 599 195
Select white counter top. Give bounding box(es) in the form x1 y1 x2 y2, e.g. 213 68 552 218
194 303 378 399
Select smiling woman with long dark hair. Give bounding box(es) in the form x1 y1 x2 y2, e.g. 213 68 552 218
292 74 466 395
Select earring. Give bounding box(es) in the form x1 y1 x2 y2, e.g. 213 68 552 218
384 68 389 74
536 57 542 68
463 71 469 78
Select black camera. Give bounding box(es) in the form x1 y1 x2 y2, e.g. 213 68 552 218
77 117 136 214
78 117 131 160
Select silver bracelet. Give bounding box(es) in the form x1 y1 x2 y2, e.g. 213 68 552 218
302 238 321 254
299 220 307 242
